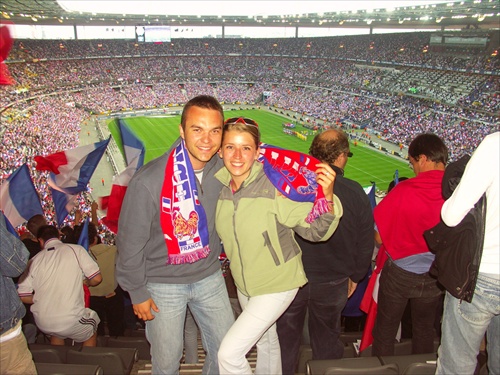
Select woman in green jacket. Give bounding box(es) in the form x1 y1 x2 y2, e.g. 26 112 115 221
215 117 343 374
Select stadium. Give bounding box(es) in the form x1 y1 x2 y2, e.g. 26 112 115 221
0 1 499 374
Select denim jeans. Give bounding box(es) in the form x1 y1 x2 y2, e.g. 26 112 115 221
146 270 234 375
436 273 500 375
183 307 199 364
218 288 298 375
277 278 348 375
372 259 443 356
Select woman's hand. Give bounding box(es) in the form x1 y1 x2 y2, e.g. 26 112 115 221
315 163 336 202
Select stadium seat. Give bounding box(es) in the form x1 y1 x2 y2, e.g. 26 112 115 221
323 363 399 375
297 345 313 374
359 339 423 357
29 343 73 363
401 362 437 375
106 336 151 360
379 353 437 374
339 331 363 346
35 362 103 375
306 356 383 375
67 346 138 375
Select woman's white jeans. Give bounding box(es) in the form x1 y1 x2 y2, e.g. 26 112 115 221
218 288 299 374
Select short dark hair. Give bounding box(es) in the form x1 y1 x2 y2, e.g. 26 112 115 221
309 129 349 165
37 225 60 242
180 95 224 130
408 133 448 165
388 177 409 192
27 214 47 236
60 225 75 244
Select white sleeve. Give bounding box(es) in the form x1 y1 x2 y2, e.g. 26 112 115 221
441 133 497 227
75 245 101 279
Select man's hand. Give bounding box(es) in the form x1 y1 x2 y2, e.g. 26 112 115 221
347 278 358 298
133 298 160 321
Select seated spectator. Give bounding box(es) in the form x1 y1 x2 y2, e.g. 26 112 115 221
21 214 47 259
60 225 76 244
17 225 102 346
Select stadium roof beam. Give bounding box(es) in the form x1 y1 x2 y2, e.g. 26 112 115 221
1 0 499 30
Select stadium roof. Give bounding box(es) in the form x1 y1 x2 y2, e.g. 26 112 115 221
1 0 499 30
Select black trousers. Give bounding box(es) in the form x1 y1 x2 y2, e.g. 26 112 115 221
372 260 443 356
90 286 125 337
277 278 348 375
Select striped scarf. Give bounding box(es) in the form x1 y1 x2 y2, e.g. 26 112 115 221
160 141 211 264
258 144 329 223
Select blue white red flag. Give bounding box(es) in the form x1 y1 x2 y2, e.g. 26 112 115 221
2 212 20 238
35 138 110 225
77 217 90 251
50 188 78 227
364 183 377 210
99 122 144 233
0 164 43 227
118 119 145 167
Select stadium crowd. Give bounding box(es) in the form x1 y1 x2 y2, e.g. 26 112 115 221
0 33 498 234
1 32 499 375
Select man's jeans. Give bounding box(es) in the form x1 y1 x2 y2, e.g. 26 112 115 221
372 259 443 356
146 270 235 375
436 273 500 375
277 278 348 375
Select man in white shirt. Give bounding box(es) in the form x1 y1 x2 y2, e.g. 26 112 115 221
18 225 102 346
436 132 499 375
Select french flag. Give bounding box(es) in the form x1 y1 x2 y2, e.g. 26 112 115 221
34 138 110 226
77 217 90 251
77 217 91 307
359 249 387 352
0 164 43 228
100 121 144 233
119 119 145 167
358 182 382 353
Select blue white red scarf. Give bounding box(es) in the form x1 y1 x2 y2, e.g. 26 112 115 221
258 144 329 223
160 140 211 264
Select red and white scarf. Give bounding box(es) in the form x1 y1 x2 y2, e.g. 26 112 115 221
160 140 211 264
258 144 330 223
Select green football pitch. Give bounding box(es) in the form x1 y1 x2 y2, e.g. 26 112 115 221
108 109 411 190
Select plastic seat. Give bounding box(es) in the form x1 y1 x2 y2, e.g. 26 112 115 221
67 349 130 375
343 344 356 358
379 353 437 374
35 362 103 375
324 363 399 375
81 346 138 374
106 336 151 360
29 344 73 363
359 339 415 357
401 362 437 375
297 345 313 374
30 348 65 364
306 357 383 375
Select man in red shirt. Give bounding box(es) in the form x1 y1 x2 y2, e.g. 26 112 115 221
372 133 448 356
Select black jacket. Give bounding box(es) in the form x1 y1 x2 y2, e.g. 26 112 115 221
296 165 374 283
424 155 487 303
